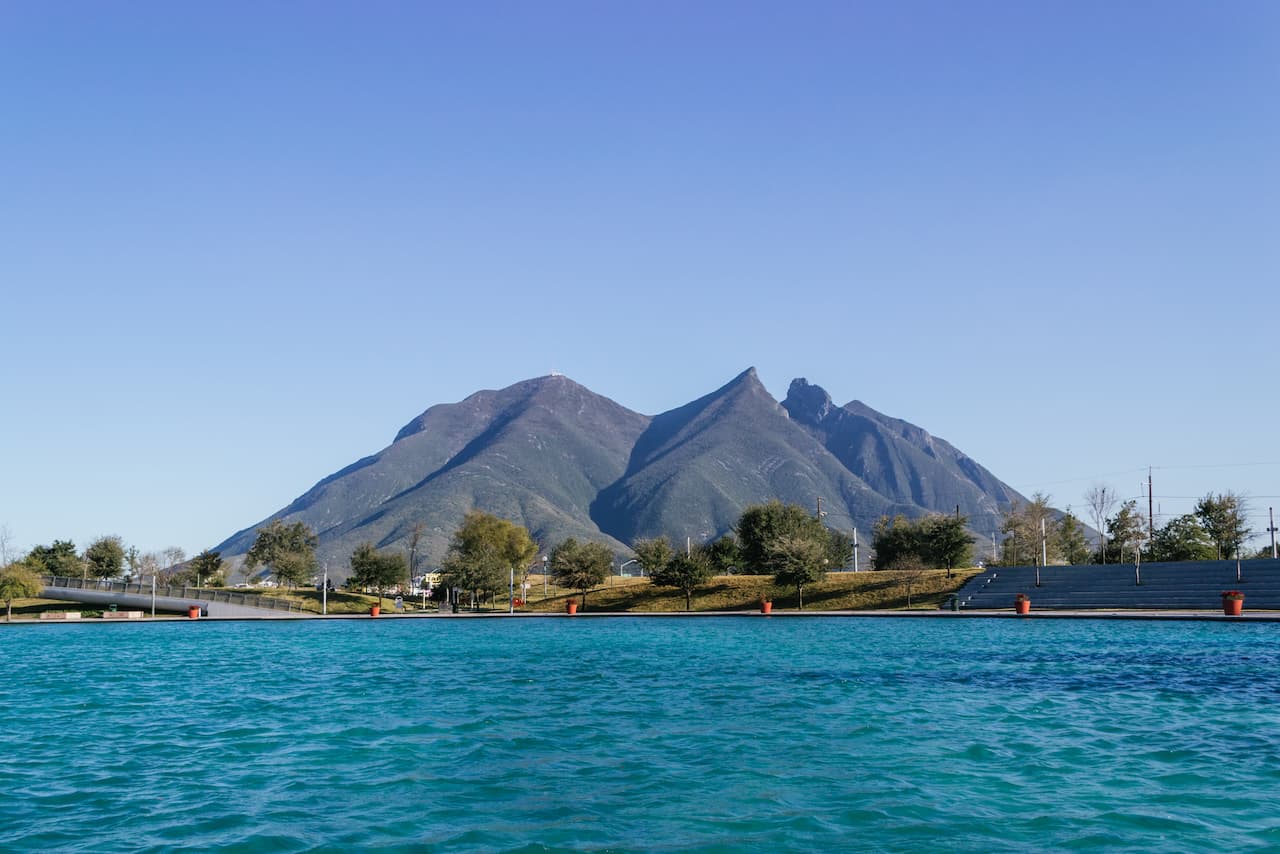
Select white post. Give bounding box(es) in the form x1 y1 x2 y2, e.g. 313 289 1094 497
509 566 514 614
853 528 860 572
1040 517 1047 569
151 575 156 617
322 565 328 616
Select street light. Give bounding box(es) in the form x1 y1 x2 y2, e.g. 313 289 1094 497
619 558 639 578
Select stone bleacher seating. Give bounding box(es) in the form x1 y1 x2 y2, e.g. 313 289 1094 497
955 558 1280 610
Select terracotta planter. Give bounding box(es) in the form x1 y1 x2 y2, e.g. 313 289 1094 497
370 604 381 617
761 601 773 614
566 601 578 615
1015 599 1030 615
1223 598 1243 617
187 606 200 620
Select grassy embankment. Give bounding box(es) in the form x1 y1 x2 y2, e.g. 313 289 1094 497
516 569 981 612
5 569 981 618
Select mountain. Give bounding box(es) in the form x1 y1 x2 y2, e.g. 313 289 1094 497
214 370 1029 578
591 369 898 545
781 378 1022 539
214 375 649 572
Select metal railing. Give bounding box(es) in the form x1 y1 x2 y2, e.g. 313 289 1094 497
43 576 303 613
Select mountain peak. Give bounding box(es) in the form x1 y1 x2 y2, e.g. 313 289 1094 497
782 377 834 426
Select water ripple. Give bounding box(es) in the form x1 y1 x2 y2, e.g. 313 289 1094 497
3 618 1280 851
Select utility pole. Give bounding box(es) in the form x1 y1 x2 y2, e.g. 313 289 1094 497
1148 467 1155 543
322 563 328 615
1269 507 1278 559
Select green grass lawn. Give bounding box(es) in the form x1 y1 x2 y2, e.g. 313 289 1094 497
515 569 981 613
4 570 981 620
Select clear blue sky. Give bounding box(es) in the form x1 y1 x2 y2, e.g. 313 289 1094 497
3 1 1278 559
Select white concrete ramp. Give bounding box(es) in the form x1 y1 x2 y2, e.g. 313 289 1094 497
40 577 306 618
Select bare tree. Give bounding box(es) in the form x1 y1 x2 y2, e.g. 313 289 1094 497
406 522 426 580
138 552 164 583
1085 484 1118 563
0 525 16 566
896 564 928 608
162 546 187 570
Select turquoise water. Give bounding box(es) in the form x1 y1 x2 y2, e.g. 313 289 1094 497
3 617 1279 852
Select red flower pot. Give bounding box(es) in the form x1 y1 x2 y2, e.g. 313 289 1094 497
370 605 381 617
566 601 578 615
1223 599 1243 617
187 606 200 620
1015 599 1030 615
761 601 773 614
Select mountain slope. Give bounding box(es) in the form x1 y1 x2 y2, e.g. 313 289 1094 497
214 375 649 572
591 368 897 545
782 378 1025 538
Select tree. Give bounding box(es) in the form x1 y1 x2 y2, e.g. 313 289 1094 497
825 530 856 570
1054 513 1091 565
244 520 318 588
125 545 140 582
26 540 80 577
83 535 125 580
1195 492 1250 560
872 514 973 573
0 525 15 566
162 546 187 573
549 538 612 608
736 500 828 574
137 551 164 583
406 521 426 581
440 511 538 606
1148 514 1216 562
871 515 919 569
703 534 741 575
1000 494 1060 566
898 565 928 608
0 561 42 621
651 551 714 611
188 549 226 587
632 536 675 578
1102 500 1147 563
1084 484 1118 563
348 542 408 609
918 515 974 574
766 533 828 609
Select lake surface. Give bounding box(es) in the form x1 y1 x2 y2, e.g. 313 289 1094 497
3 616 1279 852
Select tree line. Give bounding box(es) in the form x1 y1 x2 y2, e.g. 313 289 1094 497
989 487 1257 566
3 535 228 588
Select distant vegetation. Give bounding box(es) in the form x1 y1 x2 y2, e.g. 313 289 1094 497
0 480 1269 622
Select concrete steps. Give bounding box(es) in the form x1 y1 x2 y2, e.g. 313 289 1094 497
955 559 1280 610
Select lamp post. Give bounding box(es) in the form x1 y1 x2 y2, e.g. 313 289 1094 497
322 563 328 616
619 558 639 578
542 555 548 599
